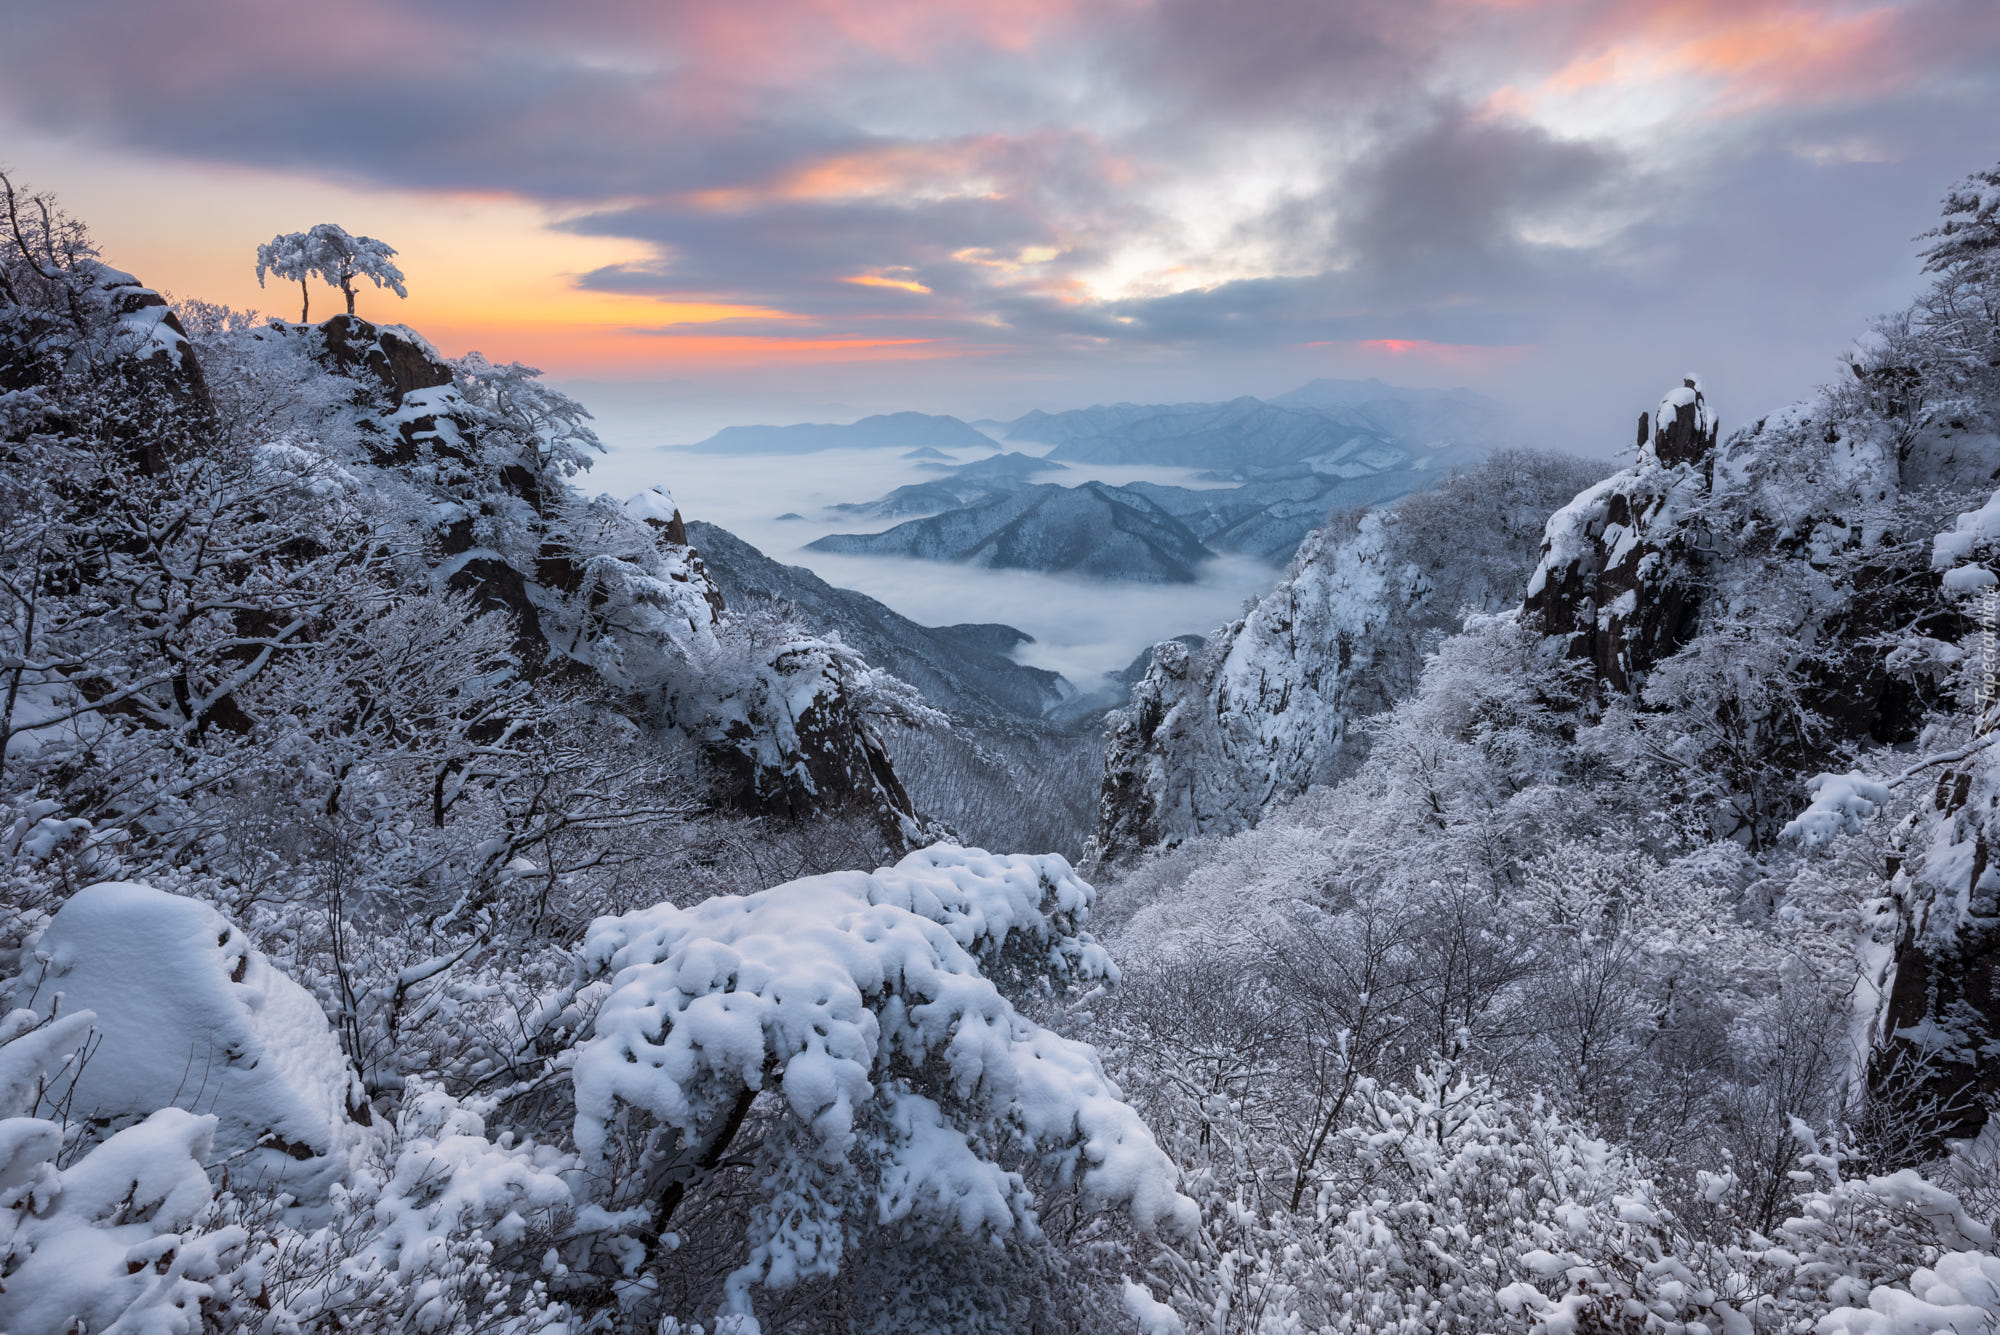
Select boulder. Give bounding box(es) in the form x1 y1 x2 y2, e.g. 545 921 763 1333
10 882 372 1200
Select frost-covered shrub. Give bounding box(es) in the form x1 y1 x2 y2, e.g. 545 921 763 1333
0 1004 264 1335
0 1108 263 1335
573 844 1196 1321
208 1079 584 1335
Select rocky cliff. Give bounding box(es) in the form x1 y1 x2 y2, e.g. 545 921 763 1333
1096 451 1605 856
1519 377 1717 696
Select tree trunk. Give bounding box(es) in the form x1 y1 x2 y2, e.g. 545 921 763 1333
342 266 356 316
0 550 39 795
298 276 309 323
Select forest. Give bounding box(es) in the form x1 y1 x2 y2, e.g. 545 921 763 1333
4 157 2000 1335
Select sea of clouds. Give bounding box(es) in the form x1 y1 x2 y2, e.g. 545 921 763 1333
579 401 1278 694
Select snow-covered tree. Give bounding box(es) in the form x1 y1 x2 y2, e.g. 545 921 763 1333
572 845 1196 1326
1921 161 2000 293
255 223 408 321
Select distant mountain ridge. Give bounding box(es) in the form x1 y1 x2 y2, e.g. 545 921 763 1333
696 379 1520 577
675 379 1512 468
809 481 1215 582
1271 378 1515 455
833 452 1066 520
686 411 997 454
1002 380 1508 473
821 460 1475 569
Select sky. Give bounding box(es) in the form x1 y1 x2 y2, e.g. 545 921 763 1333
3 0 1997 453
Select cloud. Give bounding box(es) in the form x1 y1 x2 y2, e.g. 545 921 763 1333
1 0 1995 419
1336 109 1627 272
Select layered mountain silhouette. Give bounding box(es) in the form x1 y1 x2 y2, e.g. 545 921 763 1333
809 481 1215 582
686 411 998 454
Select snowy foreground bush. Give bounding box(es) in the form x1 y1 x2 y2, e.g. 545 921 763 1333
0 852 1196 1332
574 844 1196 1314
14 871 2000 1334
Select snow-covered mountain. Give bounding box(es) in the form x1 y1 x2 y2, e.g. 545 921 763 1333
1098 450 1606 853
1121 465 1440 563
1005 385 1504 472
805 381 1516 575
809 479 1216 581
830 450 1067 519
825 452 1464 569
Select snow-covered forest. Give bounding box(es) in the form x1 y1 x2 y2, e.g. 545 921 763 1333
5 154 2000 1334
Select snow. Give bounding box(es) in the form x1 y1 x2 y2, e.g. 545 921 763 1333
1817 1251 2000 1334
0 1108 250 1335
17 816 89 861
1934 488 2000 572
1655 373 1712 442
1121 1277 1186 1334
9 882 369 1200
1782 772 1892 849
1526 472 1627 599
626 485 683 525
365 1081 576 1285
574 844 1193 1305
70 261 192 369
256 224 409 309
390 386 461 421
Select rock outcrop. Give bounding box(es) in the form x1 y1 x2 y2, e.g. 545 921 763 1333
1521 377 1716 696
2 262 214 474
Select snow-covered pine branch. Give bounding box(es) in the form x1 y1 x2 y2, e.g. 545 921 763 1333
572 845 1195 1320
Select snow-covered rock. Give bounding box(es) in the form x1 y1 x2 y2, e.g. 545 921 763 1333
1522 380 1716 696
10 881 371 1199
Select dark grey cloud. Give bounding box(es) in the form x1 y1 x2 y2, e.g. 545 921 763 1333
1336 110 1628 275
